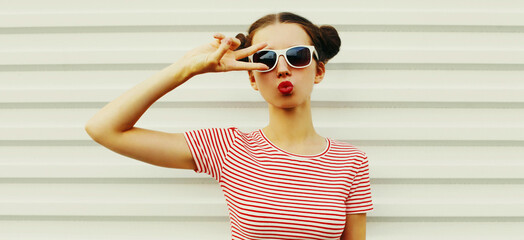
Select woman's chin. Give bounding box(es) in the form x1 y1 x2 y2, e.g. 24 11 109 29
270 98 310 110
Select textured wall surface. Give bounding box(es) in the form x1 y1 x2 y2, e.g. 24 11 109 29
1 1 523 239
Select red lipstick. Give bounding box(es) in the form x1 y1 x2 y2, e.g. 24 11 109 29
278 81 294 95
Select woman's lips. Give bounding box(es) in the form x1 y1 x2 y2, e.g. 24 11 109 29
278 81 294 95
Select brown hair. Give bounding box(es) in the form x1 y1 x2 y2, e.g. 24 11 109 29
236 12 341 64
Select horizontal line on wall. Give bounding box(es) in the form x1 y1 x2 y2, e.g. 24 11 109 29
2 10 523 28
0 215 229 222
0 140 95 146
1 25 523 34
367 217 524 222
2 63 524 72
340 63 524 71
0 178 215 184
1 140 524 147
0 63 165 71
343 25 524 33
1 178 522 185
350 140 524 147
0 102 268 109
1 102 524 109
0 25 247 34
372 179 524 185
0 215 521 222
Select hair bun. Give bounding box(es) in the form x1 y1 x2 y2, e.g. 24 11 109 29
318 25 341 62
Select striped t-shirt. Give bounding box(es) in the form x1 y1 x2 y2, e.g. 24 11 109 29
184 127 373 240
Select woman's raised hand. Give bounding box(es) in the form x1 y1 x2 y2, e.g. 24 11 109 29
181 33 269 76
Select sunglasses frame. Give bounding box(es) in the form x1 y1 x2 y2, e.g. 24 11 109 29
249 45 318 72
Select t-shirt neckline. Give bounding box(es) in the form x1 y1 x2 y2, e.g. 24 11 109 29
258 129 331 158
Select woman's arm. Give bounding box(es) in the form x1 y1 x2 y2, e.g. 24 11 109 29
85 61 196 169
85 35 268 169
340 213 367 240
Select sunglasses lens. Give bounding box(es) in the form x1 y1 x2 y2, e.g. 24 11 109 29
286 46 311 67
253 50 276 69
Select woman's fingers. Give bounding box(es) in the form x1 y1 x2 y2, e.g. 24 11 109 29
212 33 225 47
213 33 225 40
214 33 241 51
234 42 268 60
229 37 241 50
209 38 232 64
208 34 269 71
230 61 269 71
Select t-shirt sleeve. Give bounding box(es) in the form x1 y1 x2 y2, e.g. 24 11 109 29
345 153 374 214
183 127 237 182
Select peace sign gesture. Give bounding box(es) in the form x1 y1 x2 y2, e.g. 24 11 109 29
181 33 269 75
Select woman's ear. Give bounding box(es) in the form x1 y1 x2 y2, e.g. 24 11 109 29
314 62 326 84
248 71 259 91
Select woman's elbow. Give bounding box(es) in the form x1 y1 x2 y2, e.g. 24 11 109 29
85 119 111 143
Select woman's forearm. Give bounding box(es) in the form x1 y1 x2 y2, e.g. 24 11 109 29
85 35 266 141
85 61 193 137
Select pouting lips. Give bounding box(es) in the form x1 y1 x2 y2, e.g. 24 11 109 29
278 81 294 95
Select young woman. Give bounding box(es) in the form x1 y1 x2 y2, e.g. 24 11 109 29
85 12 373 240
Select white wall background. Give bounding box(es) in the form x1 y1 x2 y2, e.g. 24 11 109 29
1 0 523 239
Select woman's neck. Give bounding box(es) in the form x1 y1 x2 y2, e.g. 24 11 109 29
262 100 321 144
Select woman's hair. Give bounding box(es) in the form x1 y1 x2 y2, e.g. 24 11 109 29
236 12 341 64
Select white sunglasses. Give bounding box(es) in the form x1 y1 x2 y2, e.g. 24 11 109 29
248 45 319 72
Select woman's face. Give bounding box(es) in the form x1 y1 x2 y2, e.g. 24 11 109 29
249 23 325 109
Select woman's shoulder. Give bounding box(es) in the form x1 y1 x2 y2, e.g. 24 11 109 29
327 138 367 159
209 127 260 140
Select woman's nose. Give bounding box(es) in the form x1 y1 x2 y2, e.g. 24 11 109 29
276 55 291 77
